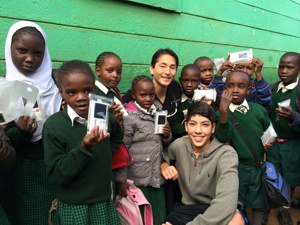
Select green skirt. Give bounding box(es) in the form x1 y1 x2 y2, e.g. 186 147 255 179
139 185 166 225
0 203 11 225
15 159 58 225
57 199 121 225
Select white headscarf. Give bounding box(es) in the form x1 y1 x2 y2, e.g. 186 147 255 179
5 21 62 142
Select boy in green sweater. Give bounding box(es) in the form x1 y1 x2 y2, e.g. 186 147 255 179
171 64 201 139
43 60 123 224
266 52 300 225
215 70 272 225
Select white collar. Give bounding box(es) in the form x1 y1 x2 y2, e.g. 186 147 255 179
67 105 87 126
229 99 249 113
134 101 156 115
277 78 299 93
95 80 116 96
181 93 191 103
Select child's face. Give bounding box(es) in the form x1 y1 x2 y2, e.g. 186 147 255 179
185 114 215 153
179 69 200 98
11 34 45 75
95 56 122 89
60 72 95 119
150 54 177 87
235 62 255 77
131 81 155 110
278 55 300 86
194 59 214 85
225 72 250 105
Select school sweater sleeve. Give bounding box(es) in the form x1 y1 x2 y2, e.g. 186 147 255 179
210 75 225 106
251 77 272 106
170 104 187 139
214 111 233 143
187 147 239 225
291 112 300 127
43 126 94 186
109 112 124 153
0 127 15 172
115 114 135 182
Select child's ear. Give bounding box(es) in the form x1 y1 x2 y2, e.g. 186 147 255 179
211 123 216 134
130 90 136 100
246 84 251 94
95 66 101 76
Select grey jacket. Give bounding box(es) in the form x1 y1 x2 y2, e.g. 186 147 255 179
164 137 239 225
116 101 172 188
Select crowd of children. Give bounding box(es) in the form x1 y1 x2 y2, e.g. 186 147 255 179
0 20 299 225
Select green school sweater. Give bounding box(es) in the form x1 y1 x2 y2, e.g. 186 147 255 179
269 85 300 139
43 108 123 205
171 99 193 139
215 102 270 165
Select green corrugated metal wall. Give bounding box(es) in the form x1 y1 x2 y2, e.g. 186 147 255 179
0 0 299 92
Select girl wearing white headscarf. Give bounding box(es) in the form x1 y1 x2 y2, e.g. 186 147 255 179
3 21 61 225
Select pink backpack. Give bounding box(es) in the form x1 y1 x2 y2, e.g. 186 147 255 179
115 180 153 225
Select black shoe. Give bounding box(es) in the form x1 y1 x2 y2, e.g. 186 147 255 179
291 198 300 208
262 209 270 225
278 208 293 225
297 219 300 225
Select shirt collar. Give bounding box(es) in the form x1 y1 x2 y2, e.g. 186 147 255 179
67 105 87 126
134 101 156 115
229 99 249 113
181 93 191 103
277 78 299 93
95 80 109 95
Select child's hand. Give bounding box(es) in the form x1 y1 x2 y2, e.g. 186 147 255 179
251 57 264 80
81 125 109 150
162 123 171 138
16 116 37 134
217 55 235 76
264 141 274 150
161 161 178 181
111 101 124 127
219 90 232 113
276 106 296 122
118 181 129 197
199 96 213 105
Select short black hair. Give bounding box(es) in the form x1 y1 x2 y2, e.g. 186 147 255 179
186 102 215 124
280 52 300 65
150 48 179 69
194 56 213 65
57 60 95 88
180 64 200 77
95 51 122 68
226 70 251 87
131 75 153 92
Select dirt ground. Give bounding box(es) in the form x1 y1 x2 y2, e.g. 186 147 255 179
246 187 300 224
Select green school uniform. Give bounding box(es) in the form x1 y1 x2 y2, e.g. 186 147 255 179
215 102 270 208
43 108 123 224
267 83 300 187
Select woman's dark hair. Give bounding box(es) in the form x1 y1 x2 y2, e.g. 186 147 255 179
186 102 215 124
131 75 153 91
150 48 179 69
57 60 95 88
12 26 45 45
95 51 122 68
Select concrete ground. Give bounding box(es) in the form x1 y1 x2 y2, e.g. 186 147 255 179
246 187 300 224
